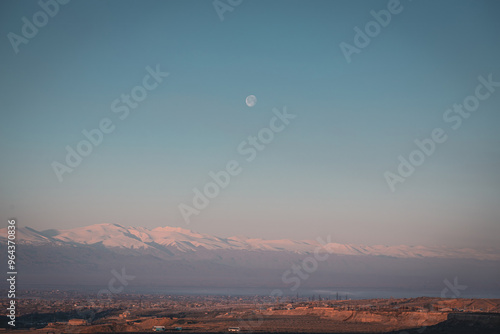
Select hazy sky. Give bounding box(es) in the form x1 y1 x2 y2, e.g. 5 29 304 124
1 0 499 248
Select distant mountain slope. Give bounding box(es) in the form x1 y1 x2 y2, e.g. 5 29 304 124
1 223 499 261
1 223 499 292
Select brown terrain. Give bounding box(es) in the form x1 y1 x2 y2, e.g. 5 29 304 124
7 296 500 334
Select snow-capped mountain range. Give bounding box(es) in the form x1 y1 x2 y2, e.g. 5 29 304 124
2 223 498 261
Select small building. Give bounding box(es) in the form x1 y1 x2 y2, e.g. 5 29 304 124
228 327 240 332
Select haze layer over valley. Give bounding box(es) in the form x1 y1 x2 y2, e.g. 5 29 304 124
2 223 498 296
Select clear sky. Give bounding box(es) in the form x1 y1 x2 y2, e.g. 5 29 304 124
1 0 499 248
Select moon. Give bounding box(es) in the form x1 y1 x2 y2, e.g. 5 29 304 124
245 95 257 107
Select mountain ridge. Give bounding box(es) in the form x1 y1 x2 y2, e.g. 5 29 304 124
1 223 499 261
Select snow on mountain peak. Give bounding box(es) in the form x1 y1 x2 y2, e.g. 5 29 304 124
151 226 194 234
0 226 51 245
1 223 499 261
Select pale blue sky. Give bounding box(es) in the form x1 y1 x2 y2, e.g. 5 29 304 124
1 0 499 247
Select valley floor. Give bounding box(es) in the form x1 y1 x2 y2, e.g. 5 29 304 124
4 295 500 333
